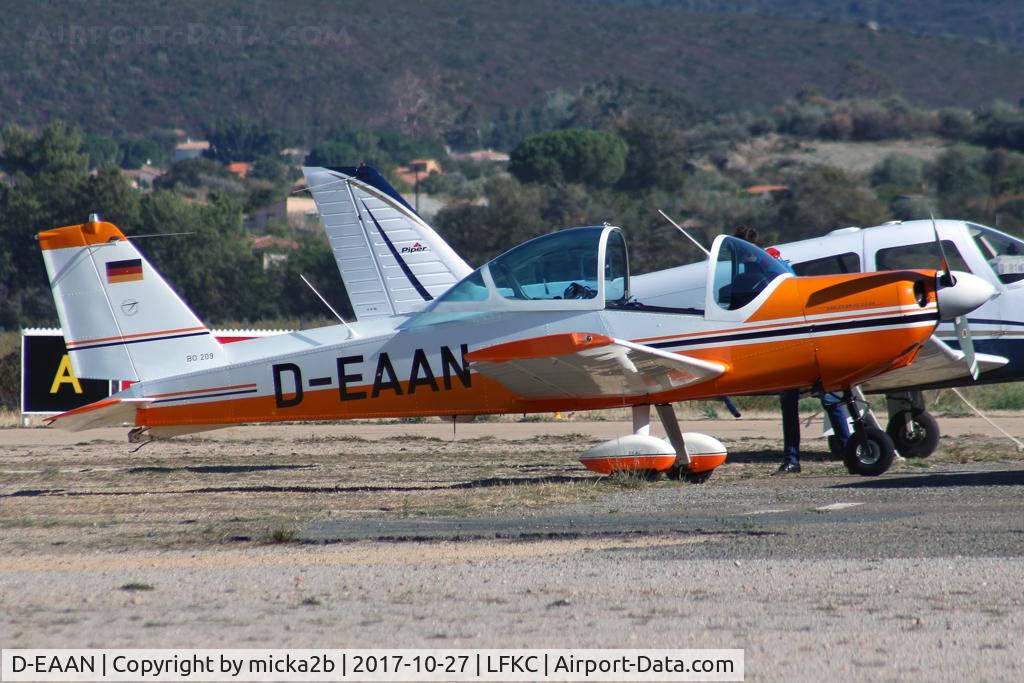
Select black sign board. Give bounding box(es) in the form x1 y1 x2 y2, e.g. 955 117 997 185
21 334 113 414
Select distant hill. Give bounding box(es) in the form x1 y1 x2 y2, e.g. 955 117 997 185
608 1 1024 51
4 0 1024 142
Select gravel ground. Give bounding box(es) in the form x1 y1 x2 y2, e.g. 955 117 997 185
2 416 1024 681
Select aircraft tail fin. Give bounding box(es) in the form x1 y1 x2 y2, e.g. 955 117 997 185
303 165 472 320
39 219 226 382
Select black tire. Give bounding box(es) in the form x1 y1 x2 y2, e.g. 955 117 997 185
886 409 940 458
665 465 714 483
843 427 896 476
683 469 714 484
632 469 663 482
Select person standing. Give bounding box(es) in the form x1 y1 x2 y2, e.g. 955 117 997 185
730 229 853 474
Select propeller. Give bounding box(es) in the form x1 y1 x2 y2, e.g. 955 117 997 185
931 214 985 379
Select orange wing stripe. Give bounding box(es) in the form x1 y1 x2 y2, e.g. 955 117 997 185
466 333 614 363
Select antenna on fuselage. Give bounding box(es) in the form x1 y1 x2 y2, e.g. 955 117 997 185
658 209 710 257
299 274 359 339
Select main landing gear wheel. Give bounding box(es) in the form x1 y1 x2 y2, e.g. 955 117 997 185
843 426 896 476
675 468 714 484
886 409 939 459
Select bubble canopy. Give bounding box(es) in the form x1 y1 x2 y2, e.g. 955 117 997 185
710 235 791 311
408 226 628 324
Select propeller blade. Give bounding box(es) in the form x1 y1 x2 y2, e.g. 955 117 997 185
930 213 955 287
954 315 979 380
932 215 984 380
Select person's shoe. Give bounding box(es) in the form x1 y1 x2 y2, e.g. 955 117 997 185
772 462 801 475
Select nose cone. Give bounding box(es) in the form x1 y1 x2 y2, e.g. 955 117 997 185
936 271 995 320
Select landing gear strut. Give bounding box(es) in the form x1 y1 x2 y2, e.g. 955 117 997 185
885 391 940 458
657 404 725 483
841 389 896 476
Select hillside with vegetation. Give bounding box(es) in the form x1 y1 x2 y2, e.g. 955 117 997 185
4 0 1024 142
608 1 1024 50
4 2 1024 332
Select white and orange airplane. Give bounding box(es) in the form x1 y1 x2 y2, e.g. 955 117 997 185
38 212 991 479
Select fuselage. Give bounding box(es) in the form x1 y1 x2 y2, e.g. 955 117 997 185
121 270 938 431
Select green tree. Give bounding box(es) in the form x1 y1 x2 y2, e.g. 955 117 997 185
871 154 924 189
974 100 1024 151
615 117 689 191
121 138 170 169
929 147 990 216
275 237 352 320
138 192 274 322
81 134 122 169
508 129 628 187
938 108 975 141
777 167 887 238
0 121 140 328
305 129 444 168
207 115 285 164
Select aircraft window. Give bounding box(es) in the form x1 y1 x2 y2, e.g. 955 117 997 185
714 236 789 310
604 229 629 303
489 227 603 301
439 270 488 302
968 223 1024 284
875 241 969 273
792 252 861 276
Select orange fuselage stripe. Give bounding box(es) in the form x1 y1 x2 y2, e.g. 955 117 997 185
135 326 932 427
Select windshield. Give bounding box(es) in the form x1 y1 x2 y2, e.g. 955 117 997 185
488 226 604 301
713 236 789 310
412 225 628 328
968 223 1024 285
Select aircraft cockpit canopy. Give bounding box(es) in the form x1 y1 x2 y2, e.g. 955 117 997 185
711 236 791 310
409 225 629 326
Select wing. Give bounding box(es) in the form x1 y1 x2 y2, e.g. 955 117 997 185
466 333 726 399
861 336 1007 392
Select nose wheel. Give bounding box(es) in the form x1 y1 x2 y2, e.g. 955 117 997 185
842 390 897 476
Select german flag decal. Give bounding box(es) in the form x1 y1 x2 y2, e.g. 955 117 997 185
106 258 143 283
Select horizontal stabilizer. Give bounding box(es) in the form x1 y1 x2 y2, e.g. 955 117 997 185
466 333 726 399
862 336 1007 392
45 398 153 432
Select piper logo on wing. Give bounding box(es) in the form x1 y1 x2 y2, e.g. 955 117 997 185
400 242 429 254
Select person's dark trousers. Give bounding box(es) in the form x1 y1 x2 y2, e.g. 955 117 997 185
780 389 801 466
821 392 852 446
